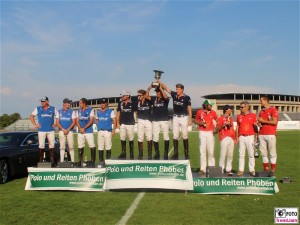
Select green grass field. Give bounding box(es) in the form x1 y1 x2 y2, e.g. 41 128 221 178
0 130 299 225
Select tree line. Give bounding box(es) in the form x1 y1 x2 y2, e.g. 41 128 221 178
0 113 21 129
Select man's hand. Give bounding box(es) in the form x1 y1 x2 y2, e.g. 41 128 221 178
79 128 85 134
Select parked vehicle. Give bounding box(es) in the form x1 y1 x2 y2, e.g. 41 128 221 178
0 131 61 184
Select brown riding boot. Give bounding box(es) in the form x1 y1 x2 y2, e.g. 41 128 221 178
39 148 45 162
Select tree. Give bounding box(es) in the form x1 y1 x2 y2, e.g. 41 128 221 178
0 113 21 129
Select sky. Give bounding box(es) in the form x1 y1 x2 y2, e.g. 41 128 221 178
1 0 299 118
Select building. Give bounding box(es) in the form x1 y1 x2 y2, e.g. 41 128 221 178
202 93 300 116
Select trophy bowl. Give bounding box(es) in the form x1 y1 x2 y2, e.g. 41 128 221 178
152 70 164 88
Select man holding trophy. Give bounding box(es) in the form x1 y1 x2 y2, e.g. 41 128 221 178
158 76 192 160
150 70 170 160
136 88 153 160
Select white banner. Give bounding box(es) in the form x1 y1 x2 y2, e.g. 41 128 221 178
105 160 194 191
277 121 300 130
25 167 107 191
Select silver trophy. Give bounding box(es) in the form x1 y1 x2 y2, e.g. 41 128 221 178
152 70 164 88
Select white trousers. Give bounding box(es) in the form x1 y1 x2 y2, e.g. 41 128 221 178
137 119 152 142
199 130 215 172
238 135 255 172
97 130 112 151
120 124 134 141
152 121 169 142
173 116 188 140
38 131 55 149
59 131 74 162
78 133 95 148
219 137 234 172
259 135 277 164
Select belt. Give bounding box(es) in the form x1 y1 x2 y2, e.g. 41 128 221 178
240 134 253 136
99 129 112 132
174 114 186 118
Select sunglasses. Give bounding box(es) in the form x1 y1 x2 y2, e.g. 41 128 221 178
240 106 246 109
138 95 142 97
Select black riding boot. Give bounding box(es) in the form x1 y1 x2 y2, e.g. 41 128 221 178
129 141 134 160
183 139 189 159
171 139 178 160
78 148 84 166
164 140 169 160
99 150 104 162
147 140 153 160
118 141 126 159
49 148 55 164
106 150 111 160
138 142 143 160
153 141 160 160
91 147 96 164
39 148 45 162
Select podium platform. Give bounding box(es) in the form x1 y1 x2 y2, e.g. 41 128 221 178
25 160 279 195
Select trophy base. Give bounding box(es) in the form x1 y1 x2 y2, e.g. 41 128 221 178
152 82 160 89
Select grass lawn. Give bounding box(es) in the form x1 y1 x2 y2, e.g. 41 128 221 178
0 130 299 225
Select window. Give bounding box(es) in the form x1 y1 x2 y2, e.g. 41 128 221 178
24 134 38 145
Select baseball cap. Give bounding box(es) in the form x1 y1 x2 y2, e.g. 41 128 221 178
121 90 131 96
40 96 49 102
63 98 72 104
203 99 215 106
223 105 234 111
100 98 108 104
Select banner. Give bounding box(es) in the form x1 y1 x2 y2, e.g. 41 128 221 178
25 167 106 191
105 160 194 190
193 177 279 195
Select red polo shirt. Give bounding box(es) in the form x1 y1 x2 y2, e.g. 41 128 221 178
195 109 217 131
217 115 235 141
237 113 257 136
259 107 278 135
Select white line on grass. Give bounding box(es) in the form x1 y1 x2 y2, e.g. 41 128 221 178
116 135 183 225
116 192 145 225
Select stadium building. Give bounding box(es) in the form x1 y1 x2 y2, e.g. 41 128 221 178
202 93 300 120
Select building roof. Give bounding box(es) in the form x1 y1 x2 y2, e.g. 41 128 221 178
202 93 300 101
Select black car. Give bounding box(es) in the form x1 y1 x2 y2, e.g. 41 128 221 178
0 131 61 184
